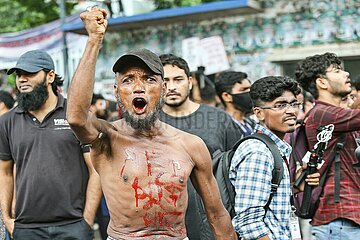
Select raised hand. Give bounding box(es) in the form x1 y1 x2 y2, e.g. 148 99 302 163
80 6 108 41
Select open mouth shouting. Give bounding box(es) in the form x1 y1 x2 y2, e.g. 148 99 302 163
132 97 148 114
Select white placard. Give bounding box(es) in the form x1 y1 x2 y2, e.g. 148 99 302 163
181 37 201 73
200 36 230 75
181 36 230 75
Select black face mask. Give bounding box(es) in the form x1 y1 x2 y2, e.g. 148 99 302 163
231 92 253 114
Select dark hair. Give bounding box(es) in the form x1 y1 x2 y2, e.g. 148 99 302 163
295 52 341 99
250 76 301 106
200 82 217 102
159 54 190 77
91 93 105 105
215 71 248 106
0 90 15 109
43 69 64 96
351 74 360 91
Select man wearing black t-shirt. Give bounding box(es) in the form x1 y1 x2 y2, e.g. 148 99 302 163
159 54 243 239
0 50 101 239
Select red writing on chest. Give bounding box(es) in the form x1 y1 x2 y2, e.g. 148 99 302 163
132 149 187 231
145 150 152 176
132 176 185 230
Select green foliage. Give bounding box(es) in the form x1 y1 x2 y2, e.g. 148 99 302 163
0 0 220 33
0 0 75 33
153 0 219 9
7 74 16 89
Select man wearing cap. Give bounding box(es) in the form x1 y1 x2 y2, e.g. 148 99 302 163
0 50 101 239
67 7 236 240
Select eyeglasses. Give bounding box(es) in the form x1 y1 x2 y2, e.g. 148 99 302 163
256 102 302 110
348 94 357 101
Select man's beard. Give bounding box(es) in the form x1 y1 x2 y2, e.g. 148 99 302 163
117 92 164 131
164 89 190 108
17 77 49 111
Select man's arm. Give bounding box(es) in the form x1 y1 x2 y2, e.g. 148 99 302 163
187 136 237 240
229 141 273 239
0 160 14 235
82 152 102 226
66 7 108 143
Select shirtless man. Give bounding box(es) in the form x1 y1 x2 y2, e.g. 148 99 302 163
66 7 236 240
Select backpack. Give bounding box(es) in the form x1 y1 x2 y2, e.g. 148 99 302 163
212 132 284 218
287 118 344 219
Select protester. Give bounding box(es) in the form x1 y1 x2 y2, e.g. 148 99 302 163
295 52 360 239
66 7 237 239
215 71 255 136
90 93 111 239
0 212 4 240
198 82 219 107
0 90 15 240
90 93 108 120
230 76 320 239
0 91 15 116
0 50 101 239
349 75 360 109
159 53 243 239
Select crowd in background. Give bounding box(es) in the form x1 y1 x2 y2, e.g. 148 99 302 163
0 10 360 239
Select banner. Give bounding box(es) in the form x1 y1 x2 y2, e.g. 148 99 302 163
0 14 82 70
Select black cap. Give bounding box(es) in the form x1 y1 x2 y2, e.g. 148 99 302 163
7 50 55 75
112 49 164 78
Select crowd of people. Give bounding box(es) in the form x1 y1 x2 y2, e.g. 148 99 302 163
0 6 359 240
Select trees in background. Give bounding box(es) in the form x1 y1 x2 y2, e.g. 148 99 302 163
0 0 220 34
0 0 75 33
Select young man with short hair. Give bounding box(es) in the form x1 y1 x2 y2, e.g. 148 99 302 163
215 71 255 136
159 54 243 239
295 52 360 239
0 91 15 116
230 76 319 239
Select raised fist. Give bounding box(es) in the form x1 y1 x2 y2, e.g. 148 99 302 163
80 6 108 39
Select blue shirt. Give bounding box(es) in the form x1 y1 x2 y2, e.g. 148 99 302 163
229 124 292 239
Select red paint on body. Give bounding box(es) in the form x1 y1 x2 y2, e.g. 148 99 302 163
145 151 152 176
132 174 186 228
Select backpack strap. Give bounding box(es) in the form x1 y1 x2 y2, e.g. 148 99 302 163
289 108 313 164
221 149 236 214
240 133 284 215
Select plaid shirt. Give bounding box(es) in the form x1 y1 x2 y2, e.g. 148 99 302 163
229 124 292 240
306 101 360 226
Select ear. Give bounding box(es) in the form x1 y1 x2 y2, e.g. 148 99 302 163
162 81 167 94
47 70 55 84
253 107 265 121
113 83 119 98
222 92 232 103
316 77 328 90
189 76 193 91
0 102 5 111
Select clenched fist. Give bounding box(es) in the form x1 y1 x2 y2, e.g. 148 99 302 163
80 6 108 41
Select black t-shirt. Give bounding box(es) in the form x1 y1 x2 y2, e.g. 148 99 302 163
160 104 243 155
0 95 89 228
160 104 243 240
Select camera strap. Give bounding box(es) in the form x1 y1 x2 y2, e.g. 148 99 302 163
334 135 345 203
